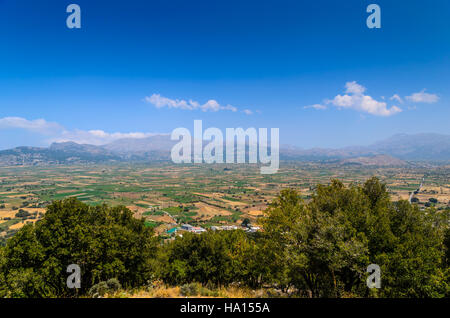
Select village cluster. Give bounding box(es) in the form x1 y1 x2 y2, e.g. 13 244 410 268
166 223 261 237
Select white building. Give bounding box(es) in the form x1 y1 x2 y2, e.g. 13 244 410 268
181 223 206 234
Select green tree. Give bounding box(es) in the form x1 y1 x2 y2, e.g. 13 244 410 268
241 218 251 228
160 229 256 287
0 198 158 297
259 177 447 298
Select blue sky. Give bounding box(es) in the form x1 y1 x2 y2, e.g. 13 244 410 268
0 0 449 149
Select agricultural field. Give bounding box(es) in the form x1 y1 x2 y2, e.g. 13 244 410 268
1 162 449 241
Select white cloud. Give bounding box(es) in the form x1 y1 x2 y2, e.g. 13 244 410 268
304 104 327 110
0 116 159 146
144 94 196 110
390 94 403 103
325 82 402 116
345 81 366 95
406 89 439 103
52 129 159 145
144 94 238 112
0 117 63 134
243 109 253 115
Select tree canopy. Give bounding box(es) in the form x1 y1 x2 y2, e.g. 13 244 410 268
0 198 158 297
259 177 448 297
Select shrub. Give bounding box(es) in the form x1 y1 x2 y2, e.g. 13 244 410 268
180 282 200 296
106 278 122 292
88 279 122 297
88 281 109 298
15 209 30 218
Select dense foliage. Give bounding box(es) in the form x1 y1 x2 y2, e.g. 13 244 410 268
258 178 448 297
0 177 448 297
0 198 158 297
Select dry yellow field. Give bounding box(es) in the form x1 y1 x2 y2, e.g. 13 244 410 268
194 202 232 218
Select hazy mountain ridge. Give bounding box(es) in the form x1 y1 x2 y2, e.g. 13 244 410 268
339 154 407 166
0 142 122 165
280 133 450 162
103 135 175 154
369 133 450 160
0 133 449 166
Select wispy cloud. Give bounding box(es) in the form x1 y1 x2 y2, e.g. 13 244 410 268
0 116 158 146
53 130 159 145
390 94 403 103
144 94 238 112
304 104 327 110
306 81 402 117
406 89 439 103
242 109 253 115
0 117 63 134
345 81 366 95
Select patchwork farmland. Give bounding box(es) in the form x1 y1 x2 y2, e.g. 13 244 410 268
1 162 449 242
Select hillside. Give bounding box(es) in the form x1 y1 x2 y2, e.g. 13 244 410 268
369 133 450 161
339 154 407 166
280 133 450 162
103 134 174 154
0 142 121 165
0 133 449 165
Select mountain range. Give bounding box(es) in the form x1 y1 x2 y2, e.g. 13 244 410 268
0 133 449 166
